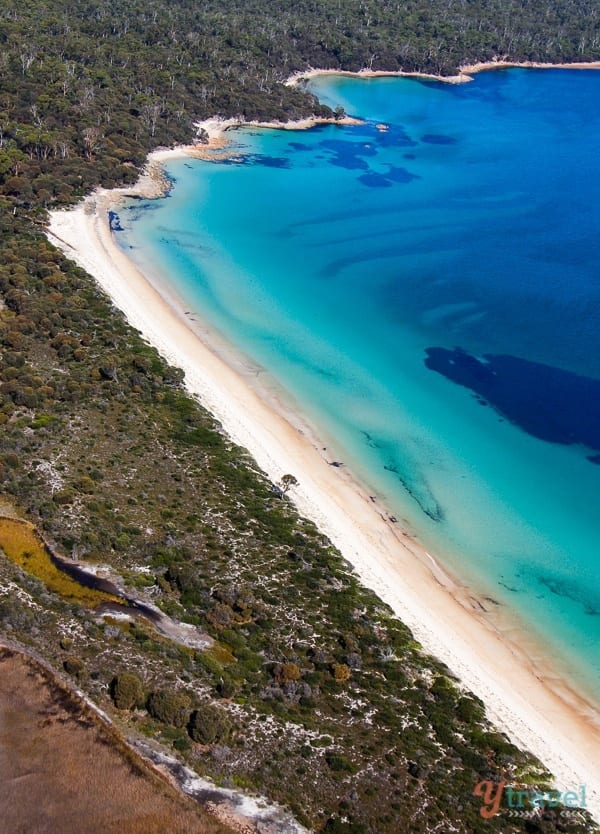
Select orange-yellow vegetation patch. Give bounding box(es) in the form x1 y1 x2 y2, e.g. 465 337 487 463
0 517 120 607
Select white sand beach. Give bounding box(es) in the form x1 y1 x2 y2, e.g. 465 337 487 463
286 59 600 88
48 142 600 820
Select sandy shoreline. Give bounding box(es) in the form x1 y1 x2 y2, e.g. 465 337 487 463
47 73 600 817
150 60 600 166
286 59 600 87
152 114 364 165
48 187 600 821
93 113 363 177
144 59 600 162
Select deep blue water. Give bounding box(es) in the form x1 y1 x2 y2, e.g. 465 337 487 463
117 69 600 701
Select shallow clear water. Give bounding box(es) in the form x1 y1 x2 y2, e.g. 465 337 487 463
117 69 600 700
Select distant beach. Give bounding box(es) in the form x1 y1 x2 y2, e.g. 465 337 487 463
128 60 600 166
48 80 600 815
285 58 600 87
131 59 600 171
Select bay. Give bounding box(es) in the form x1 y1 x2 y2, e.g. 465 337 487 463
117 68 600 702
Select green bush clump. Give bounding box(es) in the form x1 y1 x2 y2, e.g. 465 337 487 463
110 672 145 710
63 656 85 677
188 703 233 744
147 689 191 727
325 751 357 774
217 676 238 699
74 475 95 494
456 694 486 724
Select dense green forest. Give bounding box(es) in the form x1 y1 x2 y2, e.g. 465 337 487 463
0 0 599 211
0 1 598 832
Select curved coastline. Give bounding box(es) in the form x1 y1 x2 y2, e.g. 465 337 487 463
155 59 600 163
285 58 600 87
127 60 600 163
48 130 600 818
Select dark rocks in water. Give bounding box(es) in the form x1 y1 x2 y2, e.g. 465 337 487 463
383 462 444 523
318 137 376 171
108 210 123 231
421 133 457 145
254 155 291 169
536 571 600 617
358 164 418 189
358 172 393 188
424 346 600 458
386 164 419 183
221 153 291 169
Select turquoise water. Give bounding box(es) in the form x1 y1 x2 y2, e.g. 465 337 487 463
117 69 600 701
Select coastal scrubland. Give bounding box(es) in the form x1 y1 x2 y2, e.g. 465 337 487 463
0 0 599 832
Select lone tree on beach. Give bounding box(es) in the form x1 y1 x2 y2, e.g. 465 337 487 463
279 473 299 495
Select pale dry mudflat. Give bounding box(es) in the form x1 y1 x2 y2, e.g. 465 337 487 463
0 647 230 834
